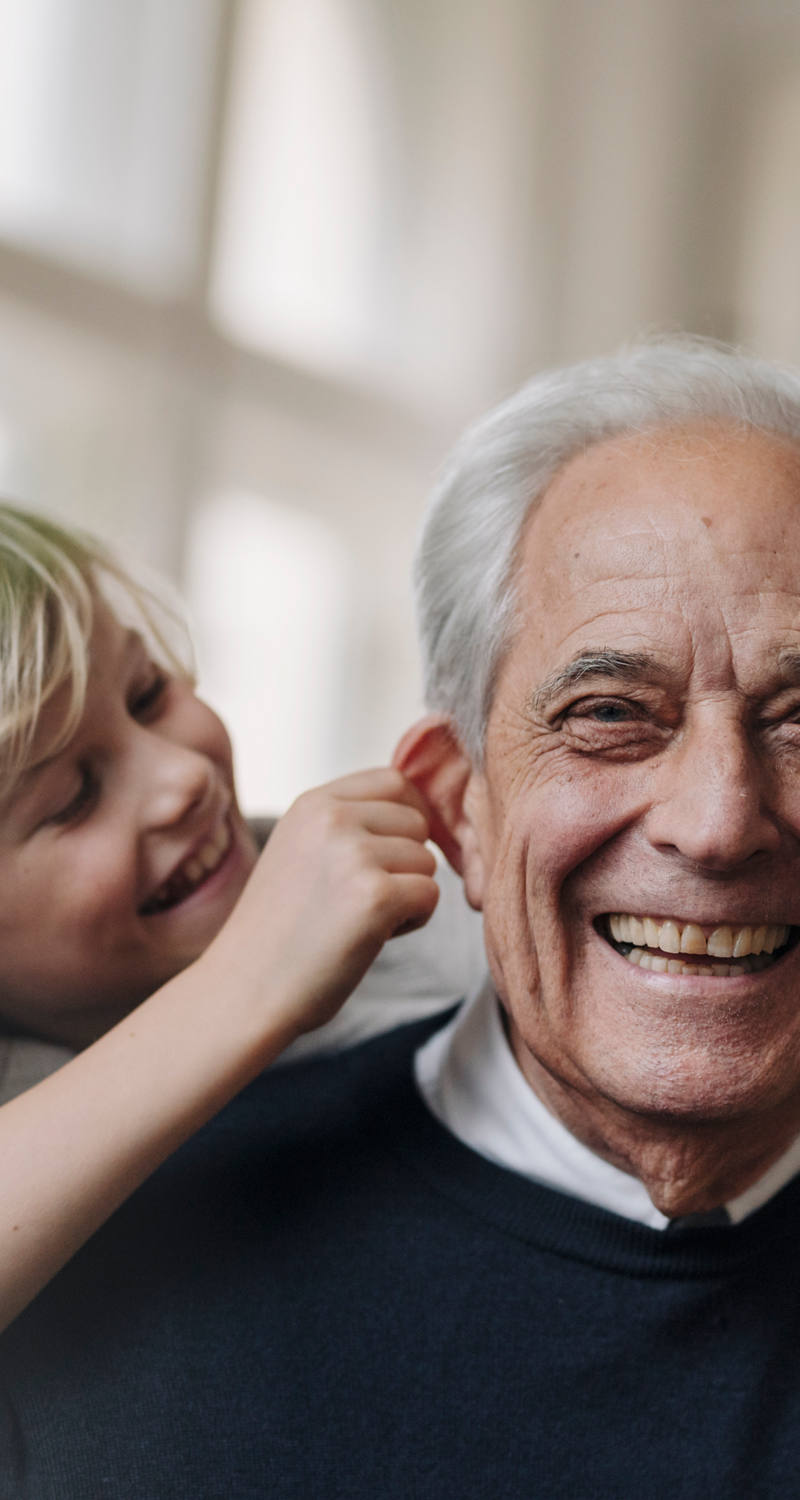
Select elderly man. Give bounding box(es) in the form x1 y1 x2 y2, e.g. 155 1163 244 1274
4 336 800 1497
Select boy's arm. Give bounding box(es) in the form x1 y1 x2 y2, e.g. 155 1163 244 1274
0 769 438 1333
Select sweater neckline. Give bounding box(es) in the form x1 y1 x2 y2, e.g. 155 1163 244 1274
415 981 800 1230
356 1010 800 1281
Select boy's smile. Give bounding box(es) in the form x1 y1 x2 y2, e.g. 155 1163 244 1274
0 603 259 1046
140 814 233 913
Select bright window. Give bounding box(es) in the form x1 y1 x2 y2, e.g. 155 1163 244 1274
184 488 353 811
0 0 221 294
210 0 384 374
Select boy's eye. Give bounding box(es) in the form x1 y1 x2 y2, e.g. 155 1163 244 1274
130 671 168 719
48 766 98 826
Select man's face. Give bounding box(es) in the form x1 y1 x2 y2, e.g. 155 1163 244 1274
465 424 800 1128
0 604 258 1046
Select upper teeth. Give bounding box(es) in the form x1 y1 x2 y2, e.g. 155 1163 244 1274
146 820 232 911
608 915 789 958
182 822 231 885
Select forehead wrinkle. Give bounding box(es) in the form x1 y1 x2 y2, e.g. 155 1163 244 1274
528 649 671 717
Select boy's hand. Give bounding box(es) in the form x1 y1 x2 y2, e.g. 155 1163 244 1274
207 769 439 1040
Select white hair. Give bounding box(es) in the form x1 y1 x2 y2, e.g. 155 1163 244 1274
414 334 800 762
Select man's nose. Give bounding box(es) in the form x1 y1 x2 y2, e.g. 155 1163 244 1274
643 713 780 870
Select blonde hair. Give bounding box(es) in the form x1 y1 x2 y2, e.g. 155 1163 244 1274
0 505 194 779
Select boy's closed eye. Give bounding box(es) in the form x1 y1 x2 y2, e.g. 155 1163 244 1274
35 665 170 832
44 671 169 828
47 765 99 827
129 669 169 721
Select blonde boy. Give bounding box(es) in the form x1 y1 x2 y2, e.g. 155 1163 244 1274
0 505 441 1330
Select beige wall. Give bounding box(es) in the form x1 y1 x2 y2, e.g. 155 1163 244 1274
0 0 799 806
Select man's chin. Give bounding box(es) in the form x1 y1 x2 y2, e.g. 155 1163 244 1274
509 1005 800 1136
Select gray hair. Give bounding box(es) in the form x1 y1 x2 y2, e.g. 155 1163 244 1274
414 334 800 762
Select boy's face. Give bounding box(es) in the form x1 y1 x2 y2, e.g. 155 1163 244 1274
0 603 259 1046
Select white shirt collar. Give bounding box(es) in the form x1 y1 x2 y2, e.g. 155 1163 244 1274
414 979 800 1228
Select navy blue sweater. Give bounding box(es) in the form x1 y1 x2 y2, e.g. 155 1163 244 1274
2 1012 800 1498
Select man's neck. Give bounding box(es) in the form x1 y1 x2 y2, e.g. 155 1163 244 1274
508 1019 800 1218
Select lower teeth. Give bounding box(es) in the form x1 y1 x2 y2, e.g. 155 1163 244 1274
622 948 774 976
144 874 204 914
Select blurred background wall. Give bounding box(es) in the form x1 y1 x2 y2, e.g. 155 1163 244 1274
0 0 797 810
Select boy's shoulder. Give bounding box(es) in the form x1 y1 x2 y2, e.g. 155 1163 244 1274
0 1034 74 1104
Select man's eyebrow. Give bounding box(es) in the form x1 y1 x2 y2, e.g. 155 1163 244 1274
529 650 667 716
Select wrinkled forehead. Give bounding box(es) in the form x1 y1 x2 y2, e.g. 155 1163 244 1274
531 421 800 551
510 423 800 680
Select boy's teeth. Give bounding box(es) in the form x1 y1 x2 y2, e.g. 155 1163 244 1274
144 821 232 912
198 841 221 871
607 914 789 958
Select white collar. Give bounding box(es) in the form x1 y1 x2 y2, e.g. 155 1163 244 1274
414 980 800 1228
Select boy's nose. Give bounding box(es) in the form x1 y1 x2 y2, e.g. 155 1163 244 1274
140 737 218 832
643 711 780 870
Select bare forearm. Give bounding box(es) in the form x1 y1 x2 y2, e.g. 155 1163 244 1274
0 956 297 1332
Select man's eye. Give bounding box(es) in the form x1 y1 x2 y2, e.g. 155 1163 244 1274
48 766 98 826
566 698 640 723
130 671 168 719
557 695 661 759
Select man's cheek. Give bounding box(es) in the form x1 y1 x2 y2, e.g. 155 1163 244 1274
482 828 542 1009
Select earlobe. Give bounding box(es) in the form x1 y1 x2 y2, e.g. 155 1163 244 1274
393 715 487 906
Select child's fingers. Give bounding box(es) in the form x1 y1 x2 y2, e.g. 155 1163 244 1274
287 782 432 843
384 872 440 936
310 767 431 821
340 799 430 841
361 835 438 876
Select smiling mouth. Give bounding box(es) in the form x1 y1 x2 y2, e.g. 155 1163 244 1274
599 913 799 977
140 820 233 915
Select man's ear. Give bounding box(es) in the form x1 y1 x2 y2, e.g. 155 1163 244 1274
393 715 487 906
